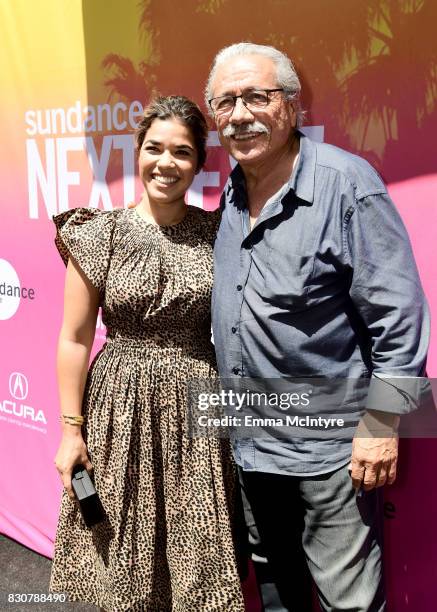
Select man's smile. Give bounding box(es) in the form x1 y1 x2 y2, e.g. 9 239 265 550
231 132 264 141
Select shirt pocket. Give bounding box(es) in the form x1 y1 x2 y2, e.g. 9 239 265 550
263 248 315 310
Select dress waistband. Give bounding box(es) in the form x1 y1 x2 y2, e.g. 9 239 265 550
104 335 214 357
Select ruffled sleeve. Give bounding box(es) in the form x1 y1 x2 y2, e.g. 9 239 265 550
53 208 116 295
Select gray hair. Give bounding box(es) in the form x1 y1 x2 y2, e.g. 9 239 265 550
205 42 305 127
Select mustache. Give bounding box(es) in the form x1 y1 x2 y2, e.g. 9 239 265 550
222 120 269 138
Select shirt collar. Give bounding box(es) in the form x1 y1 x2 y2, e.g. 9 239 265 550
227 164 247 210
287 130 316 204
227 130 317 206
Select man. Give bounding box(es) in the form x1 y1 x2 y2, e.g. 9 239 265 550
206 43 429 611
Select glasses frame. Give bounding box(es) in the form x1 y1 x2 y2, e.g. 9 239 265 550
208 88 285 115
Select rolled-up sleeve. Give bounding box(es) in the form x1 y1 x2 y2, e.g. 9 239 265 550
346 192 430 413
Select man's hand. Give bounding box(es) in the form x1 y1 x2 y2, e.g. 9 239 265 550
348 410 400 491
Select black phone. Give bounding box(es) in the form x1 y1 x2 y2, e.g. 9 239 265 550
71 465 105 528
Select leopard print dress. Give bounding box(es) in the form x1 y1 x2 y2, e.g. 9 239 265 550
49 206 245 612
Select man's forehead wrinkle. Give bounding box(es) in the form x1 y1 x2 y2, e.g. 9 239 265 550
213 74 277 97
212 56 277 96
216 68 259 89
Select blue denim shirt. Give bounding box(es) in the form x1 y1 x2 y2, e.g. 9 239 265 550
212 132 430 476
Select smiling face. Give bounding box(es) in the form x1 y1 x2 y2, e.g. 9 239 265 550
210 54 297 168
138 117 198 207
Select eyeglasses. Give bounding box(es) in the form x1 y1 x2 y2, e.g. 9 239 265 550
208 88 284 116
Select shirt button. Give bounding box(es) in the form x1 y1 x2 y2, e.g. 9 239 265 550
231 327 237 333
236 285 242 291
232 367 240 375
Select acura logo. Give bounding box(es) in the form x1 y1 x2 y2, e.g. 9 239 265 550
9 372 29 400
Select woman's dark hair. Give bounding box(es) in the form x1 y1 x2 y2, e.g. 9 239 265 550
135 95 208 170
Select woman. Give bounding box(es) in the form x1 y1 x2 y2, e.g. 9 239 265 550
50 95 245 611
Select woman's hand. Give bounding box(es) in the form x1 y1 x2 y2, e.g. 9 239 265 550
54 430 93 500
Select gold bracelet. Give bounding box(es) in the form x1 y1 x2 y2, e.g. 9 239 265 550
60 418 83 427
60 414 84 426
